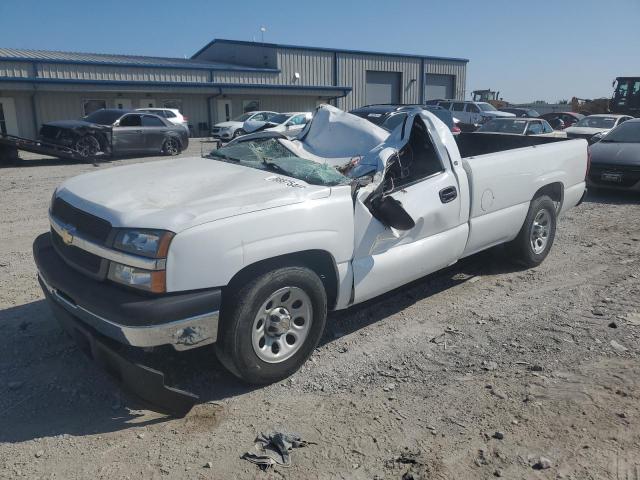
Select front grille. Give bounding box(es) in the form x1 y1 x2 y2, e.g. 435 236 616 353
589 164 640 188
51 229 103 275
212 128 221 133
51 197 111 243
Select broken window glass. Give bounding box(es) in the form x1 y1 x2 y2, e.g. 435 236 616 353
207 138 350 187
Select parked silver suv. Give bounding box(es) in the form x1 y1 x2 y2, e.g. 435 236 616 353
435 100 514 127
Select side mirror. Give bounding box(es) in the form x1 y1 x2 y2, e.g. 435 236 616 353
370 195 415 230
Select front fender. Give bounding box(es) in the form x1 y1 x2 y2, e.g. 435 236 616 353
165 186 354 292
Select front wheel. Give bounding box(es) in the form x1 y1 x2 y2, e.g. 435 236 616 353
233 128 246 139
216 266 327 384
162 137 181 156
75 135 100 160
508 195 557 267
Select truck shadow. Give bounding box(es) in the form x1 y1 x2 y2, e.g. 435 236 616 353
0 248 521 443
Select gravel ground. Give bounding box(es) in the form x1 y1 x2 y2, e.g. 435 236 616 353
1 143 639 479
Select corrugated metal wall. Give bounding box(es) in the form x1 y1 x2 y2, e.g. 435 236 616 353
0 61 30 78
0 45 467 138
213 48 333 87
9 93 37 139
424 59 466 100
336 53 421 111
36 63 209 83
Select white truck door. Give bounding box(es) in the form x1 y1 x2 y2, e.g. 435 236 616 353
351 113 469 304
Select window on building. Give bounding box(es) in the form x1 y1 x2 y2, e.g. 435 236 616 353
242 100 260 113
142 115 165 127
82 99 107 116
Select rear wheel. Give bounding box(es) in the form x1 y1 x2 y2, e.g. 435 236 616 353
162 137 180 156
508 195 557 267
75 135 100 160
216 266 327 384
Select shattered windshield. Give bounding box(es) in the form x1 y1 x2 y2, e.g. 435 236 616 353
207 138 351 187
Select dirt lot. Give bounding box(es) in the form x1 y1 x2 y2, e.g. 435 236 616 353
1 143 639 480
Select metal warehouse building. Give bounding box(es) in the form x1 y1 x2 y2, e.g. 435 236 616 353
0 39 468 139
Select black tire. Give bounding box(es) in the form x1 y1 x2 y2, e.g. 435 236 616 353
233 128 245 139
216 266 327 384
162 136 181 156
75 135 101 161
508 195 557 267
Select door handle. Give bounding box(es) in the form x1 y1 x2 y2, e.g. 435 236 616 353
135 130 143 133
439 186 458 203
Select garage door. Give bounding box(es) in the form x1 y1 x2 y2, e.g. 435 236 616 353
425 74 454 100
366 71 402 105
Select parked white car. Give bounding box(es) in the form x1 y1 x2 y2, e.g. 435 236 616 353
211 111 277 141
137 108 188 132
476 118 566 138
437 100 515 126
243 112 312 135
565 114 634 143
33 105 587 413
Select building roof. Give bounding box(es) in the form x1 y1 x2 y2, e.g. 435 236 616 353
193 38 469 63
0 47 278 72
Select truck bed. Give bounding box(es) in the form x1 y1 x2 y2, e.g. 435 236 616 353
455 133 588 258
454 132 566 158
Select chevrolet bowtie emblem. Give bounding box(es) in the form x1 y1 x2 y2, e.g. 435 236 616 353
60 225 75 245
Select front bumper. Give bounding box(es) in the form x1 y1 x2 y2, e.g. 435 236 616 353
45 292 198 416
33 232 223 415
211 130 232 140
33 233 221 350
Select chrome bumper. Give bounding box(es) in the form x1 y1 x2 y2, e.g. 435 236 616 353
39 272 219 351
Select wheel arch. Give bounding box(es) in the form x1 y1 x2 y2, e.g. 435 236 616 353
224 249 339 310
533 181 564 212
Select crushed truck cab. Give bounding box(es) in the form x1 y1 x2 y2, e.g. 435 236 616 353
33 105 588 414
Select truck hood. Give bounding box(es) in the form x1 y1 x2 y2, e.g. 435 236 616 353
55 156 329 232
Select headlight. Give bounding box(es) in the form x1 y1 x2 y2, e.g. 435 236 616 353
113 229 174 258
108 263 166 293
110 229 173 293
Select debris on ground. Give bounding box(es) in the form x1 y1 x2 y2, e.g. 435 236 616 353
531 456 552 470
242 432 315 470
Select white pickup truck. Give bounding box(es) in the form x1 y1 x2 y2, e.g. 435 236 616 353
33 105 587 413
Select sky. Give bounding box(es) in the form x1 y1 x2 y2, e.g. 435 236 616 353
1 0 638 104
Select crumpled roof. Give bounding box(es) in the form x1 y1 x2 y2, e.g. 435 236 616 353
285 104 389 167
